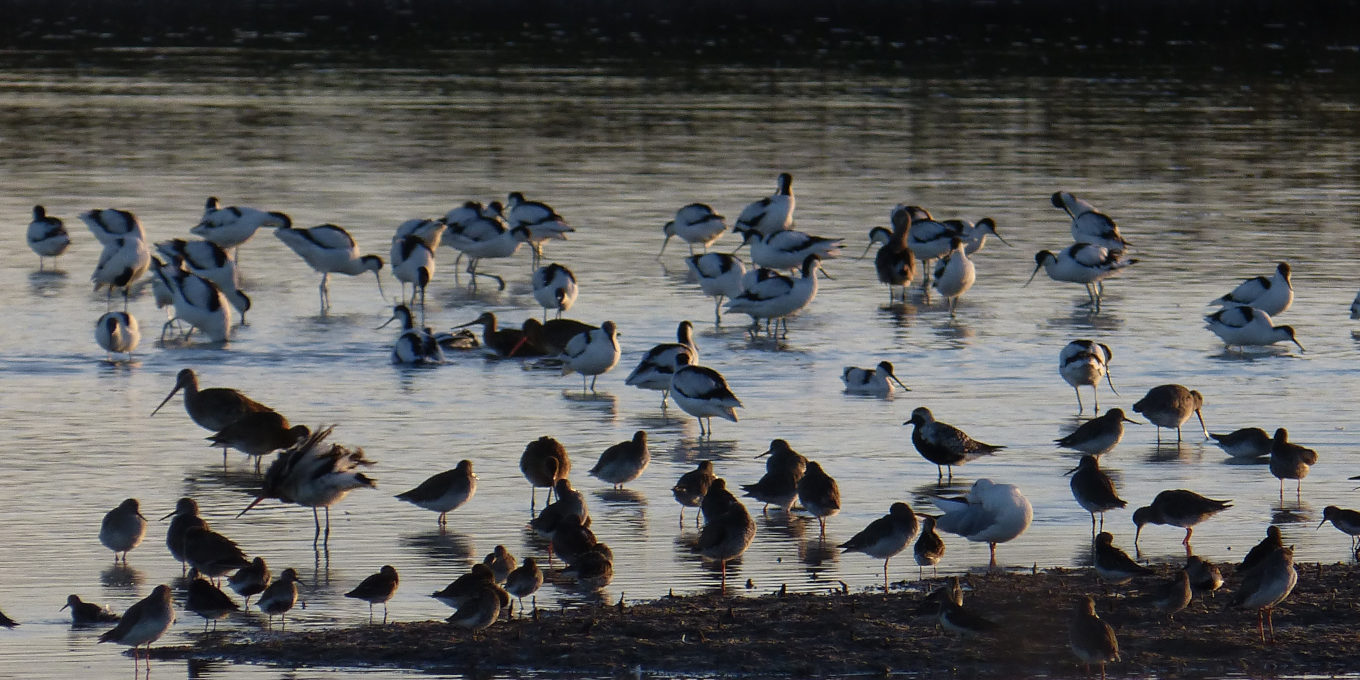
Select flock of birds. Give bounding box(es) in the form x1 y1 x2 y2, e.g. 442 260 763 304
9 173 1356 678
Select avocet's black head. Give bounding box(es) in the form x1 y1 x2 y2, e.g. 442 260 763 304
33 205 47 220
205 196 220 210
776 173 793 195
1050 191 1066 209
486 201 505 215
268 211 292 229
507 192 526 205
1277 262 1291 280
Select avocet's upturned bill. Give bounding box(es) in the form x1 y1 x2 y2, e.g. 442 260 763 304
842 361 909 397
685 253 747 324
1211 262 1293 317
1059 340 1117 414
274 224 385 312
27 205 70 270
532 263 578 320
735 173 795 236
670 353 741 436
625 321 699 408
1027 244 1137 311
193 197 291 253
660 203 728 256
725 253 824 336
1051 191 1131 251
1205 306 1303 352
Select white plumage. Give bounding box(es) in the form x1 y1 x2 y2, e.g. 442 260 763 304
92 235 152 309
274 224 385 312
931 239 976 316
1059 340 1116 414
383 304 445 365
660 203 728 255
955 217 1009 255
561 321 620 391
1205 306 1303 351
740 228 842 271
27 205 70 268
193 196 291 250
1211 263 1293 317
1051 191 1131 251
532 263 579 319
1027 243 1137 310
625 320 699 407
931 479 1033 565
670 353 741 435
725 254 823 334
95 311 140 361
507 192 572 266
81 208 145 246
443 202 530 289
841 361 908 397
734 173 794 236
155 239 251 322
685 253 747 324
151 260 232 342
390 234 438 309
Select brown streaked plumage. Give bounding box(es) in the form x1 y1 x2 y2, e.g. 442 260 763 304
482 545 516 583
182 525 251 582
520 436 570 509
672 460 715 526
1230 545 1297 643
98 584 175 663
1241 525 1284 573
206 411 309 471
696 501 756 591
797 461 841 535
914 515 946 578
453 312 548 358
1131 384 1207 444
185 568 239 631
432 564 496 610
1070 596 1119 680
395 459 476 526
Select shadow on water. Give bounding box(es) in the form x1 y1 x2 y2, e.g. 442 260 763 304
183 464 265 499
1271 498 1313 526
99 563 144 592
667 436 741 465
931 317 974 346
593 488 647 505
399 528 477 564
560 390 619 421
28 269 68 297
909 478 974 500
1207 347 1298 362
1047 308 1126 333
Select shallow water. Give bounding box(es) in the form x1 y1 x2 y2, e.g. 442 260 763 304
0 51 1359 679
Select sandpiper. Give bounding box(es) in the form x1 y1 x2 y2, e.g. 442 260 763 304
62 594 121 626
904 407 1005 481
346 565 399 624
257 568 301 630
696 501 757 591
840 502 920 591
238 426 377 544
569 543 615 591
520 435 570 509
1209 427 1272 459
932 479 1032 567
453 312 547 358
1318 506 1360 550
98 584 175 664
914 515 946 578
917 587 999 636
228 556 270 608
741 467 799 514
550 514 598 566
446 583 504 639
186 568 240 631
1147 570 1193 621
432 564 496 610
672 460 715 526
504 557 543 619
207 411 310 471
589 430 650 489
99 498 147 563
697 479 739 529
183 525 251 582
758 439 808 479
1241 526 1285 574
1056 409 1139 456
395 459 477 526
797 461 841 535
1269 428 1317 498
1069 596 1119 680
1067 456 1127 532
1230 545 1297 643
1185 555 1223 600
530 478 590 539
1131 385 1208 444
1093 532 1152 584
151 368 274 434
483 545 517 583
161 497 209 575
1132 490 1232 552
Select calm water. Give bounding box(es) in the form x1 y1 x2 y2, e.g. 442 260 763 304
0 52 1359 679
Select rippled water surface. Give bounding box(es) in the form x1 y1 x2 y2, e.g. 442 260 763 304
0 52 1359 679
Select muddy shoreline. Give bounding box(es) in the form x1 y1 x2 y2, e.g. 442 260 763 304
155 561 1360 678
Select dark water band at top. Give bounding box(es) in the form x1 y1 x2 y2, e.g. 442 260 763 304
1 0 1359 76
